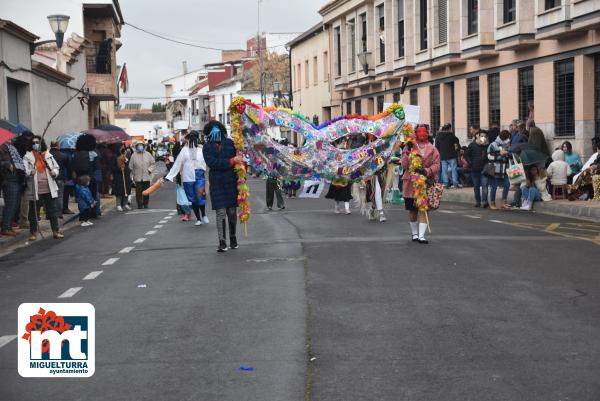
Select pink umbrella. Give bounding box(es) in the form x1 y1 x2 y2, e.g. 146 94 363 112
84 124 130 144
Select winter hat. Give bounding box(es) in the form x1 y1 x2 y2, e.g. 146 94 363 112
552 149 565 162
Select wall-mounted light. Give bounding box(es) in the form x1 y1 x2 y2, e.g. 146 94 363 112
30 14 70 54
357 51 371 75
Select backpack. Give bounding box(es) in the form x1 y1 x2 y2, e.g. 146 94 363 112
71 151 91 177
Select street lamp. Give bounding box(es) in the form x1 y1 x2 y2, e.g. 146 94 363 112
30 14 70 54
357 51 372 75
273 81 281 98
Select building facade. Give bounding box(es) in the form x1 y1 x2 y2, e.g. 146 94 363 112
316 0 600 158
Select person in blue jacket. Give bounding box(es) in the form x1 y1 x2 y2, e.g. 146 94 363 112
75 175 95 227
202 121 243 252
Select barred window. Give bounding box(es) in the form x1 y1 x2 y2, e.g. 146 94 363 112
488 73 500 127
378 4 385 63
468 0 478 35
346 101 352 115
438 0 447 45
419 0 428 50
334 27 342 77
393 92 401 103
410 88 418 105
554 58 575 137
355 99 362 115
467 77 480 137
503 0 515 23
595 54 600 137
360 13 368 53
518 67 534 123
397 0 405 57
348 19 356 73
430 85 441 136
377 95 385 113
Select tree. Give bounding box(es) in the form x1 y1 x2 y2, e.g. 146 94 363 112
152 102 166 112
245 52 290 106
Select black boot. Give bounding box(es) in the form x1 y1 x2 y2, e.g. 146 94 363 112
217 240 228 252
230 236 238 250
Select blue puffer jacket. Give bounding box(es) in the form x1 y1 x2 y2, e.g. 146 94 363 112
203 138 238 210
75 184 94 211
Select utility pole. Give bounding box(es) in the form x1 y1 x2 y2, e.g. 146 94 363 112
257 0 264 106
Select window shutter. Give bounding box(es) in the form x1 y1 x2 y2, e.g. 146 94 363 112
438 0 447 44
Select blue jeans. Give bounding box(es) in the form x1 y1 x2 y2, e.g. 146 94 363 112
441 158 458 187
471 171 489 204
490 175 510 203
521 186 542 203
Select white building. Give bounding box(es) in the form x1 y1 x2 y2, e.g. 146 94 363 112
161 64 209 132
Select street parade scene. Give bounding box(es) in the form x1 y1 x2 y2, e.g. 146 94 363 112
1 0 600 400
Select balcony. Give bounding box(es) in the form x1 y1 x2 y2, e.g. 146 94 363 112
86 40 117 100
494 1 538 51
570 0 600 31
535 0 572 40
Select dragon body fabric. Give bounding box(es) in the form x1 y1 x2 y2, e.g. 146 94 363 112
229 97 413 223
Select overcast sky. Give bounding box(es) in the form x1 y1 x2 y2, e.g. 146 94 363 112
118 0 324 106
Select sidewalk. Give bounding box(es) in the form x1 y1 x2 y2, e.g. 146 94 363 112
442 187 600 222
0 196 116 251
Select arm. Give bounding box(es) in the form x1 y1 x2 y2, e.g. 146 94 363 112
203 144 235 171
24 153 35 176
45 154 60 178
165 151 184 181
400 147 410 170
425 147 441 178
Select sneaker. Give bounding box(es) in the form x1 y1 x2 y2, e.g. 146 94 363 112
345 209 351 215
230 236 238 249
417 238 429 244
217 240 228 252
278 206 285 210
53 232 64 239
117 205 123 212
457 184 463 188
124 205 132 211
202 216 209 224
181 214 190 222
379 212 387 222
412 235 419 242
334 205 340 214
267 207 273 211
81 221 90 227
195 220 203 226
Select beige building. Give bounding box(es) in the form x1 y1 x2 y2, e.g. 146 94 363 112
304 0 600 157
288 22 341 128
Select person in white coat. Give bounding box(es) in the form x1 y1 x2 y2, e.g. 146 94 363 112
164 131 209 225
23 135 64 240
546 149 570 186
128 141 155 209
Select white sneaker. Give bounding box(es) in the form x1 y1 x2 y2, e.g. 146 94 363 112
379 212 387 222
334 205 340 214
345 209 351 215
81 221 91 227
195 220 203 226
202 216 209 224
124 205 131 211
520 200 531 211
117 206 123 212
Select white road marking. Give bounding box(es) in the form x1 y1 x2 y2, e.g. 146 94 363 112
465 215 481 219
164 216 173 220
133 238 147 244
119 247 134 254
0 335 17 348
83 271 103 280
102 257 119 266
489 220 505 224
158 220 167 224
439 210 456 214
154 225 163 229
145 230 157 235
58 287 82 298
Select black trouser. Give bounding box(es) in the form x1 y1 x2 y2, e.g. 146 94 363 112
28 194 59 234
266 178 284 208
63 183 73 212
55 179 65 215
116 195 127 207
80 208 92 222
135 181 150 208
1 180 20 231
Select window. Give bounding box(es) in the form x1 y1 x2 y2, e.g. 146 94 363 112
419 0 428 50
397 0 405 57
430 85 441 136
468 0 478 35
377 95 385 113
595 55 600 137
377 4 385 63
488 73 500 127
7 79 19 124
296 64 301 90
503 0 515 23
393 91 401 103
410 88 418 105
555 58 575 136
545 0 560 10
313 57 318 84
323 51 329 81
346 101 352 115
335 26 342 77
438 0 448 45
448 81 455 130
348 19 356 72
355 99 362 115
518 67 534 123
305 60 309 88
360 13 368 53
467 77 480 136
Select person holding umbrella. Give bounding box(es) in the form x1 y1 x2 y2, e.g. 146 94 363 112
23 135 63 240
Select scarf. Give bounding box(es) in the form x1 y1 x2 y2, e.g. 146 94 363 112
33 151 46 173
7 144 25 171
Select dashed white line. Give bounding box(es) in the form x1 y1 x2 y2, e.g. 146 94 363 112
119 247 135 254
168 212 177 216
83 271 103 280
489 219 505 224
439 210 456 214
154 225 163 229
145 230 157 235
102 257 119 266
58 287 82 298
0 335 17 348
133 237 147 244
465 215 482 219
158 220 167 224
164 216 173 220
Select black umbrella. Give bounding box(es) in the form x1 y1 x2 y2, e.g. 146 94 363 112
510 143 548 166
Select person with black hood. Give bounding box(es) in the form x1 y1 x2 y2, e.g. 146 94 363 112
14 130 34 228
0 141 25 236
435 125 461 188
202 120 242 252
466 131 490 208
49 141 69 218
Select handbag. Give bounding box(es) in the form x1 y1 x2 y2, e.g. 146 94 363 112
427 182 444 210
506 154 526 185
482 162 495 178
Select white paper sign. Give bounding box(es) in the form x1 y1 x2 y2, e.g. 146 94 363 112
403 105 420 124
299 180 325 199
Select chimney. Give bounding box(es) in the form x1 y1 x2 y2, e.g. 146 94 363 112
182 61 188 75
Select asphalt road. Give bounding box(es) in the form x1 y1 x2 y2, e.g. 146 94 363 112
0 177 599 401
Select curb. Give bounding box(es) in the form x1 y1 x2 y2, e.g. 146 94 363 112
442 190 600 223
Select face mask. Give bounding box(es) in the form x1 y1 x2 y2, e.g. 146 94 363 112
476 135 488 145
32 143 41 152
209 126 222 142
136 146 144 152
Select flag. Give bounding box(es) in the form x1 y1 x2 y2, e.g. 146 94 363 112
119 63 129 93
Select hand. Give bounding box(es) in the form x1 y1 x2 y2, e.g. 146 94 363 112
415 168 427 176
232 155 244 164
500 150 509 156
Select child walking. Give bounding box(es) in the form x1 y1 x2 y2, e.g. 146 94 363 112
76 175 95 227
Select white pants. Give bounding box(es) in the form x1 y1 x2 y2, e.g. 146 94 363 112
373 179 383 211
